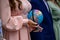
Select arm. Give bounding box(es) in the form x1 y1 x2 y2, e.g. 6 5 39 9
0 0 11 27
23 19 43 32
0 0 23 31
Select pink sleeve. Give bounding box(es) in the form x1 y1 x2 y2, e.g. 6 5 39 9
6 16 23 31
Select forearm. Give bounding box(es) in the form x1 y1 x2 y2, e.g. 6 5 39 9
0 0 11 26
23 19 29 24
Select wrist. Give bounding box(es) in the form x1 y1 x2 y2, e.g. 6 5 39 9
23 19 29 24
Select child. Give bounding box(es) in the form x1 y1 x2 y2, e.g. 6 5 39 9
0 0 43 40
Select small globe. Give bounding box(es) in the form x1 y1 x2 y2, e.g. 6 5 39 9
27 10 43 24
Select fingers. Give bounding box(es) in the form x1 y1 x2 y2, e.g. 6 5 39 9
39 27 43 32
27 20 43 32
33 25 43 32
37 25 43 32
28 20 37 25
28 20 38 28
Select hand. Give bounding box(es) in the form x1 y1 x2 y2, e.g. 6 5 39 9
27 20 38 28
27 20 43 32
33 25 43 32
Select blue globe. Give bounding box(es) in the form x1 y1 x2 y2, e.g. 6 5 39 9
27 10 43 24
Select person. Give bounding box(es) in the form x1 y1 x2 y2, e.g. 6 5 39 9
30 0 56 40
0 0 43 40
47 0 60 40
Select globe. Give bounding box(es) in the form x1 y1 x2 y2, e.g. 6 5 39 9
27 10 43 24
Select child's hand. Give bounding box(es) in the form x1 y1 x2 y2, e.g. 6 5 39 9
27 20 43 32
27 20 38 28
33 25 43 32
